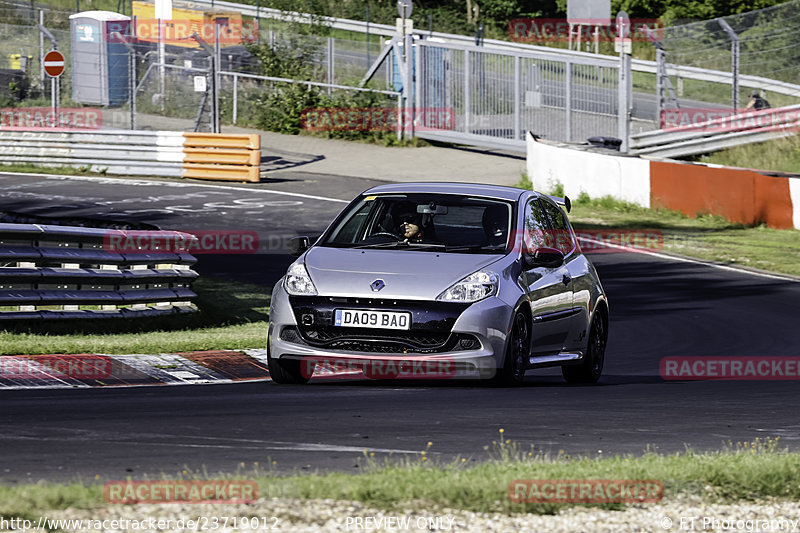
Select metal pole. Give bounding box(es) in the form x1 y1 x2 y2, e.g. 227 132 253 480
717 19 739 110
565 61 572 142
214 24 220 133
327 37 334 95
732 39 740 110
405 32 412 139
618 52 631 152
464 49 470 134
396 87 402 141
51 77 56 128
656 47 664 125
513 55 520 141
130 41 136 130
414 39 421 137
232 73 238 124
158 17 165 112
365 5 370 70
39 10 44 95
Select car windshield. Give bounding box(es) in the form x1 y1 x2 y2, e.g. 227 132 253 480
321 194 513 253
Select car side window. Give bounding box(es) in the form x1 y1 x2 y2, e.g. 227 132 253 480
541 200 575 255
523 199 549 252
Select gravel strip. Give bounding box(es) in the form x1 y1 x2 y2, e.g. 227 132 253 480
38 496 800 532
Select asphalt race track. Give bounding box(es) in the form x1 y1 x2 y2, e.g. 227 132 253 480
1 172 800 483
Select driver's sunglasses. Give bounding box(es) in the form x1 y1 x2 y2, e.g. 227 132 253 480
399 216 415 224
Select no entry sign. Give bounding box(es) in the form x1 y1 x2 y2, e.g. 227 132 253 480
44 50 65 77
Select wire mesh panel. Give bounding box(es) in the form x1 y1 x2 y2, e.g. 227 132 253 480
661 0 800 105
569 62 618 142
417 40 620 146
136 61 212 131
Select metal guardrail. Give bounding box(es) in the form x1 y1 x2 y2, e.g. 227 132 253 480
0 223 199 320
0 129 262 181
0 129 186 176
630 104 800 158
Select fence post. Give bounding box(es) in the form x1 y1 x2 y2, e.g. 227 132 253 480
565 61 572 142
618 50 631 152
414 40 421 138
214 24 221 133
513 55 520 141
39 10 44 96
404 32 413 140
717 19 739 110
327 37 334 96
656 47 665 123
232 73 238 124
464 49 470 135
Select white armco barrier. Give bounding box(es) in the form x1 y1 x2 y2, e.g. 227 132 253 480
526 133 651 208
0 129 262 181
0 129 185 177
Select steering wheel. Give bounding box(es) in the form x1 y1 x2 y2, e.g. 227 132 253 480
371 231 403 240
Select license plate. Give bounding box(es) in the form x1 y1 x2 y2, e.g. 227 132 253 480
334 309 411 330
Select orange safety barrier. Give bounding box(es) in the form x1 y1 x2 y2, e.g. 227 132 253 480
181 133 261 183
650 160 794 229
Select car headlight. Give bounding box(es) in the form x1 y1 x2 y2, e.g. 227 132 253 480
437 270 498 302
284 262 317 296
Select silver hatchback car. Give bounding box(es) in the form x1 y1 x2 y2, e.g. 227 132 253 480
268 183 608 386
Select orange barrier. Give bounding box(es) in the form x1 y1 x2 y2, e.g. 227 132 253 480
181 133 261 183
650 161 794 229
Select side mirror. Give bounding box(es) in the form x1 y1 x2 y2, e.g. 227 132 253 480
288 236 311 257
524 246 564 269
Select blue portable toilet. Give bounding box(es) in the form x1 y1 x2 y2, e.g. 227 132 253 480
70 11 131 106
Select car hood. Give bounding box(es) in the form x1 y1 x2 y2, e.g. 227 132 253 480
304 247 503 300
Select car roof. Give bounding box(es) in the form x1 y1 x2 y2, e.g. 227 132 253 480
361 182 531 202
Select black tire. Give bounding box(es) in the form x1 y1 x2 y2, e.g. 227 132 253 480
267 343 312 384
562 311 607 384
494 312 530 386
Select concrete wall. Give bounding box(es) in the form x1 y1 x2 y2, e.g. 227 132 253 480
526 133 800 230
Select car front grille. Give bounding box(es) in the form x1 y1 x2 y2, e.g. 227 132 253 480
280 326 480 354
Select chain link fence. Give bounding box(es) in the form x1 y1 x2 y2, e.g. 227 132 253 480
660 0 800 108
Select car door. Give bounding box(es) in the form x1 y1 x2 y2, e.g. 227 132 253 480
520 197 574 355
539 198 587 352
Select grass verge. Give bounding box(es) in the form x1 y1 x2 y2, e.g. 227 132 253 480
0 437 797 518
0 277 270 355
518 176 800 277
696 135 800 175
0 163 105 176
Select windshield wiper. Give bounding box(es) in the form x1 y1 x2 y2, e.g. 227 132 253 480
444 244 505 253
354 241 447 250
354 241 409 249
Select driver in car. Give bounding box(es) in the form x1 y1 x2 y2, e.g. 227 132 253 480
397 211 425 243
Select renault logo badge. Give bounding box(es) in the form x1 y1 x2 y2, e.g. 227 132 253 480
370 279 385 292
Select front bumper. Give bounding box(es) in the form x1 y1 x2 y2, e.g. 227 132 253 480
268 282 513 378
